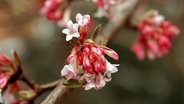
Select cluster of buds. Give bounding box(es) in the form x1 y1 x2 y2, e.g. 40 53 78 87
40 0 71 26
93 0 125 19
0 52 28 104
61 13 119 90
131 10 180 60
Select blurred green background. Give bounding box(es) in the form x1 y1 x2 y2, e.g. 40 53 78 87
0 0 184 104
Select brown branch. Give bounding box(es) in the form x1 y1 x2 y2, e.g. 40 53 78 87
20 75 35 89
96 0 139 44
41 0 139 104
30 79 59 100
41 79 71 104
40 80 59 91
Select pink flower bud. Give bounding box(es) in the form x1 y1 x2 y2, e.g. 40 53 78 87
94 62 105 73
131 42 145 60
89 54 97 63
101 47 119 60
67 54 74 63
83 46 90 56
83 56 93 73
91 46 103 56
77 51 83 65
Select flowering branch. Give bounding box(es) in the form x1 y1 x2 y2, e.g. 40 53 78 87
41 0 140 104
0 0 180 104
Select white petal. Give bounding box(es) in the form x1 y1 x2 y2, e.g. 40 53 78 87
100 81 106 87
84 83 95 90
61 65 69 76
84 15 90 20
67 63 75 72
154 15 165 24
106 61 118 73
83 18 88 25
62 29 70 34
73 32 80 38
65 72 73 80
73 24 79 31
78 20 83 26
67 20 73 28
99 80 106 87
66 34 73 41
76 13 83 22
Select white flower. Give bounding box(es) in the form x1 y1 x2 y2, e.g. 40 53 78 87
95 73 106 90
82 73 95 90
153 15 165 25
152 11 165 25
84 82 95 90
61 63 77 80
62 20 79 41
76 13 91 26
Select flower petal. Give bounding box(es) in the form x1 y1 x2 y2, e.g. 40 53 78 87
106 61 118 73
62 29 70 34
66 34 73 41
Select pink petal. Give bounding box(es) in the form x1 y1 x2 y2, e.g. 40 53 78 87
101 46 119 60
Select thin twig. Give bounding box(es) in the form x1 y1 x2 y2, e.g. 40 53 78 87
41 79 71 104
20 75 35 89
40 80 59 91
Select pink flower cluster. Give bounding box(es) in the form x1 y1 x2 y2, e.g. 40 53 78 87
40 0 70 26
131 10 180 60
0 53 28 104
61 13 119 90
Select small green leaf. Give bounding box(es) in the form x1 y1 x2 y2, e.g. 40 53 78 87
100 39 108 46
18 90 36 100
63 79 84 88
91 24 101 42
143 9 156 19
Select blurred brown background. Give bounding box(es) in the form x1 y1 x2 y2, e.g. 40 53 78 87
0 0 183 104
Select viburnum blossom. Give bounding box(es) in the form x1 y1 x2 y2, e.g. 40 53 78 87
62 20 79 41
61 13 119 90
40 0 64 21
62 13 92 42
0 52 30 103
40 0 71 26
76 13 92 42
131 10 180 60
